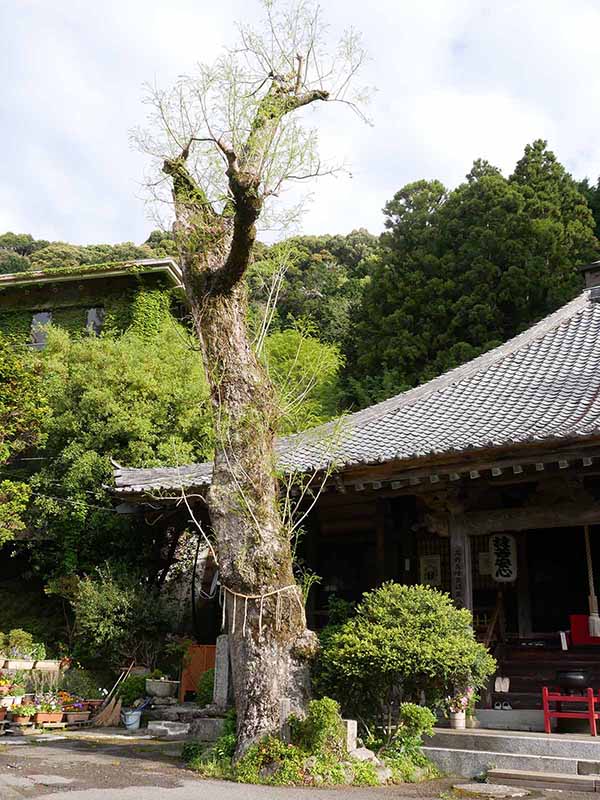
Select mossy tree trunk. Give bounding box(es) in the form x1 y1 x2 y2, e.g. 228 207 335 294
163 77 328 755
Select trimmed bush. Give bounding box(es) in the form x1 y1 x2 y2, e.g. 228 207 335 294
316 582 496 734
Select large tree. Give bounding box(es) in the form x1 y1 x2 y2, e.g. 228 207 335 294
135 1 368 753
345 142 599 405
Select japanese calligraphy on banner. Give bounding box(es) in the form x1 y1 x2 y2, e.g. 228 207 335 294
420 555 442 587
489 533 517 582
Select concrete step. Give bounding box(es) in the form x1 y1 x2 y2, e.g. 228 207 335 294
423 746 581 778
147 720 190 740
487 768 598 792
430 729 600 760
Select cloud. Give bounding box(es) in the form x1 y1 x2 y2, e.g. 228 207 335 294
1 0 599 244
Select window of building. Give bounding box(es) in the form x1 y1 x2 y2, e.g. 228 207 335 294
86 307 105 336
30 311 52 349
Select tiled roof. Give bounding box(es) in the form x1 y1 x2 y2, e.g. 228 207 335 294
114 289 600 495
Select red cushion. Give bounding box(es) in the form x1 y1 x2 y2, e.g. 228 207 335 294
570 615 600 645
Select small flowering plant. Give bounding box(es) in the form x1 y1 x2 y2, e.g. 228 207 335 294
35 692 62 713
14 704 36 718
445 687 474 714
0 673 11 687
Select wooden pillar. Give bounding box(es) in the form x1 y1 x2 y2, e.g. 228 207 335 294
517 531 532 636
375 499 386 585
450 519 473 610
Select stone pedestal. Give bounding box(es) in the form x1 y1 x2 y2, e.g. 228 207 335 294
212 634 230 708
343 718 357 751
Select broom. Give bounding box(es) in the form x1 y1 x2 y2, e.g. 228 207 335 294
584 525 600 637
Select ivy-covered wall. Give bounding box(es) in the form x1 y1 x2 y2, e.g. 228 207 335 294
0 271 182 342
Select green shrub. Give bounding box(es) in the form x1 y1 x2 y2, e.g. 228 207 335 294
58 668 107 700
196 668 214 707
316 582 496 735
71 566 173 669
4 629 46 659
118 674 148 707
235 736 305 785
289 697 346 757
351 759 379 786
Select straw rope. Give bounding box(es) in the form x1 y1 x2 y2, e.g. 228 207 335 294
218 584 303 637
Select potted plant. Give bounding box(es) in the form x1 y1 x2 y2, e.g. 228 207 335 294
11 684 26 707
0 633 7 669
11 704 36 725
466 689 480 728
0 674 11 696
446 687 473 729
0 707 6 721
6 629 36 670
64 701 91 723
34 693 63 724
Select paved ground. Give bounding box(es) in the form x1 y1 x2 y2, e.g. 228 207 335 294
0 729 454 799
0 728 594 800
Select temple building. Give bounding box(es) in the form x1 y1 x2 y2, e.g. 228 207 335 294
113 262 600 712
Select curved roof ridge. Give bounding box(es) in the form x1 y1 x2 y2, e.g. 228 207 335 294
285 289 589 447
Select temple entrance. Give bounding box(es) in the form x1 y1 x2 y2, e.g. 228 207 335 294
526 526 600 634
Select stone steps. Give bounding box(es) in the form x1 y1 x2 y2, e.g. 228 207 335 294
425 728 600 780
487 768 599 792
430 730 600 759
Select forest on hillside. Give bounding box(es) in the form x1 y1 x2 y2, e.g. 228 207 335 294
3 139 600 413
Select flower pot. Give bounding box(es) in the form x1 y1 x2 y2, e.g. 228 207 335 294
66 711 90 723
0 708 6 721
7 659 34 671
0 696 15 709
34 659 61 672
86 700 103 711
34 711 63 724
11 714 33 724
449 710 466 729
11 695 23 707
466 715 480 728
145 678 179 698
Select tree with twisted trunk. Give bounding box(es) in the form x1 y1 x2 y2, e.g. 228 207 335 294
134 0 369 755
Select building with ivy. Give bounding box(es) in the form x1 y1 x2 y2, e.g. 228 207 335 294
0 258 184 344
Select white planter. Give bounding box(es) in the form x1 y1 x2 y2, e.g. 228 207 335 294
11 695 23 707
145 678 179 698
0 696 15 708
449 710 466 729
34 659 61 672
7 659 34 671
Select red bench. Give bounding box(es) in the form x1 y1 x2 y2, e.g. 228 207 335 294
542 686 600 736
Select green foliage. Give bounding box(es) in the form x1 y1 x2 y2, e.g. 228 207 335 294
71 565 174 668
316 582 496 734
118 674 148 707
289 697 346 758
0 334 46 544
262 322 342 433
195 668 214 707
1 629 46 659
235 736 306 785
350 760 379 786
58 668 106 700
0 251 30 274
346 141 599 405
0 334 46 465
27 323 212 579
249 231 378 346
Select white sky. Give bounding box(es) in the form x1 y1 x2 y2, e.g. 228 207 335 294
2 0 600 245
